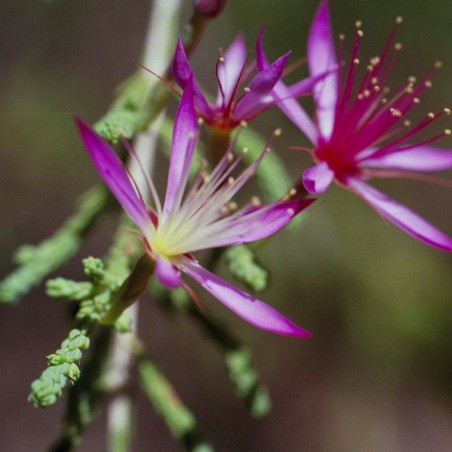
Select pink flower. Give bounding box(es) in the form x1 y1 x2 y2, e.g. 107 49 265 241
258 0 452 250
76 81 314 337
171 33 324 132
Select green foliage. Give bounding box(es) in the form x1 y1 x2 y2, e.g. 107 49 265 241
29 329 90 407
225 244 268 292
237 126 292 200
0 186 110 304
154 283 272 418
137 348 213 452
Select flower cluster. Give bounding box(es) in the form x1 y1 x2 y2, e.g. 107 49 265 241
77 0 452 337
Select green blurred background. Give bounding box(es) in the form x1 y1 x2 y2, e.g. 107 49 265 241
2 0 452 450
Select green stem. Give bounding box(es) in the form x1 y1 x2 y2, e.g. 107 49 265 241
155 286 271 418
0 186 110 304
135 342 213 452
48 326 113 452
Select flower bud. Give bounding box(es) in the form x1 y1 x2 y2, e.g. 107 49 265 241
194 0 227 18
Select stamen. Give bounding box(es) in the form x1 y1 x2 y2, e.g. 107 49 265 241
197 117 204 126
404 120 411 127
353 58 360 65
413 97 420 104
227 176 235 185
408 75 417 83
444 107 451 115
251 196 261 206
241 147 249 154
370 56 380 66
425 80 433 88
434 60 443 69
339 33 346 41
395 16 403 24
445 129 451 135
394 42 402 51
243 86 250 93
427 112 435 119
390 108 402 117
273 127 282 137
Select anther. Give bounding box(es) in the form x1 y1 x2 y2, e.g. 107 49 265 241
374 86 380 92
427 112 435 119
444 107 451 115
227 153 234 162
227 176 235 185
241 147 249 154
395 16 403 24
228 201 238 211
413 97 420 104
357 30 364 37
197 117 204 126
394 42 402 51
404 120 411 127
371 77 379 85
339 33 346 41
188 131 196 139
370 57 380 66
425 80 433 88
408 76 417 84
445 129 451 135
355 20 362 28
288 188 297 197
219 56 225 63
244 86 250 93
434 60 443 69
251 196 261 206
240 120 248 128
363 89 371 98
353 58 360 65
273 128 282 137
390 108 402 117
287 208 295 216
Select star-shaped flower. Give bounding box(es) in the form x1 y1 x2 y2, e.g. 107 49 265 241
76 81 314 336
258 0 452 250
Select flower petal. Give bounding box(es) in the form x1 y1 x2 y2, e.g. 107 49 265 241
216 34 247 107
162 80 198 217
75 118 151 236
181 259 312 337
364 145 452 171
302 162 335 194
348 178 452 251
255 28 319 144
155 257 182 288
188 199 315 250
307 0 338 138
248 51 291 95
171 38 213 118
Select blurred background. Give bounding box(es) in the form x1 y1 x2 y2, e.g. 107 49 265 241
2 0 452 450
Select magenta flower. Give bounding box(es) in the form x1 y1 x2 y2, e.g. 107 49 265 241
171 33 324 132
258 0 452 250
76 82 313 337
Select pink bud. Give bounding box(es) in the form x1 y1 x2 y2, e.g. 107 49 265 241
194 0 227 18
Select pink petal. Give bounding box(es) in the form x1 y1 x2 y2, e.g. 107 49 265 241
216 34 247 107
155 257 182 288
75 118 151 236
181 259 312 337
348 178 452 251
162 81 198 216
171 38 213 118
198 199 315 249
307 0 338 138
255 28 319 144
302 162 335 194
364 145 452 171
248 51 291 95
